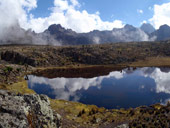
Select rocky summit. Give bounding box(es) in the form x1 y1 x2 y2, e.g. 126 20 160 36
0 90 61 128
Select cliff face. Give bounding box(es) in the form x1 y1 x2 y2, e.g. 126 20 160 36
0 90 61 128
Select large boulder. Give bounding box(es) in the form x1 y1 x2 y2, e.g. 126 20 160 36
0 90 61 128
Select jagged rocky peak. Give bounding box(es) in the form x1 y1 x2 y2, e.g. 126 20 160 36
47 24 76 35
140 23 155 34
48 24 66 34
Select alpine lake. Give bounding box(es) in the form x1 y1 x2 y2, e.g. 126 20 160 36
27 67 170 109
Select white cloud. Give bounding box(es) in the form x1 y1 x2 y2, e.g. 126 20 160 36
137 9 143 14
150 2 170 29
93 36 100 44
112 27 150 42
53 0 69 11
0 0 124 33
0 0 37 38
28 0 124 33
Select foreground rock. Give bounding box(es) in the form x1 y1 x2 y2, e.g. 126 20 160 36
0 90 61 128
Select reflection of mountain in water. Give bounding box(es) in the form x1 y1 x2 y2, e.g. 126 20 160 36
160 67 170 73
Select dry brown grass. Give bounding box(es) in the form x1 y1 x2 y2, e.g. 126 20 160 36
130 57 170 67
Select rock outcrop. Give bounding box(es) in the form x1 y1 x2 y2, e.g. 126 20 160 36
0 90 61 128
1 51 37 66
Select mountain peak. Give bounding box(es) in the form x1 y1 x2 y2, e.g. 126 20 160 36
159 24 170 30
151 24 170 41
50 24 63 29
48 24 65 34
140 23 155 34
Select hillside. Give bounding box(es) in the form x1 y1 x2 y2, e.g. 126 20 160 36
1 40 170 67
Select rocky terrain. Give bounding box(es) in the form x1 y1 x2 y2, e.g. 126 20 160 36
0 90 61 128
1 40 170 68
0 42 170 127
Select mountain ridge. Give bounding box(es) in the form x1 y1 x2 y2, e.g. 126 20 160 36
1 23 170 45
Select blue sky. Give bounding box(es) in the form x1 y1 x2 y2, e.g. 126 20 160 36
30 0 170 27
30 0 54 18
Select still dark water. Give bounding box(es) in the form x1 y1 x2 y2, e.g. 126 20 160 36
28 67 170 109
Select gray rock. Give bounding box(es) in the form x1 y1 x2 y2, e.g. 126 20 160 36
0 90 61 128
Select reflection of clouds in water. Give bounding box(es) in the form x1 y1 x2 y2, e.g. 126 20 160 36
150 68 170 94
29 71 124 101
140 67 156 76
141 67 170 94
161 98 170 105
111 67 170 95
